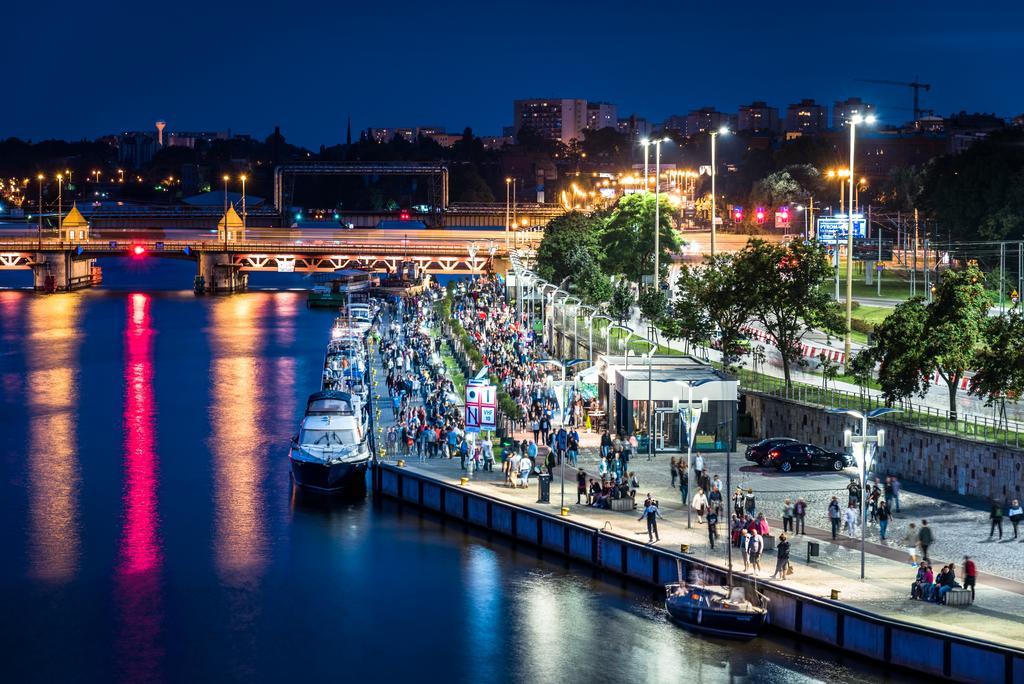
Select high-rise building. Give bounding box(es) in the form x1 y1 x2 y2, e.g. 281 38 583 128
737 101 780 134
784 99 826 135
616 115 651 144
364 127 416 143
167 130 230 149
513 99 588 144
586 102 618 131
832 97 875 127
683 107 730 137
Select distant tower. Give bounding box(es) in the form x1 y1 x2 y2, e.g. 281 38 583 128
155 120 167 146
346 115 352 146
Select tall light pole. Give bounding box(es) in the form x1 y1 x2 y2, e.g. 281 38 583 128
505 177 511 248
641 139 651 188
511 178 517 241
56 173 64 238
222 174 230 247
709 127 729 256
240 174 248 240
650 137 670 288
826 407 899 579
36 174 44 249
845 114 875 363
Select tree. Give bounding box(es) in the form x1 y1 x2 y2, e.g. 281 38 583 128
600 193 680 286
674 253 753 366
924 264 991 418
638 286 669 343
847 348 876 401
920 130 1024 241
534 211 611 305
735 239 844 386
868 297 929 405
971 309 1024 424
607 280 633 325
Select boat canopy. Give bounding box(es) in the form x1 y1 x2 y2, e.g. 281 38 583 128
306 390 355 415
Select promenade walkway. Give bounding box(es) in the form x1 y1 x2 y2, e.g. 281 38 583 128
367 308 1024 654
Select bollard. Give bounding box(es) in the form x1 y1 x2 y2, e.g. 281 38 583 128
680 544 690 553
830 589 841 600
459 477 469 486
396 459 405 467
560 507 569 516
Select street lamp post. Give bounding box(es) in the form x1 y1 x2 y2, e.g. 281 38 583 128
36 174 44 249
709 127 729 256
641 139 651 188
845 115 876 364
240 174 248 240
222 175 230 248
505 178 511 248
651 137 669 287
681 381 711 529
56 174 63 238
826 407 899 579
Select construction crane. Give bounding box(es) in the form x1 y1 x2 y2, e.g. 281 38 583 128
855 78 931 124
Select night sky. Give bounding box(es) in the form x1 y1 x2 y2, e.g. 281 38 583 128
4 0 1022 147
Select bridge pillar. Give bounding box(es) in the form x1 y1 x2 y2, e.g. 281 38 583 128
197 252 247 294
31 252 97 292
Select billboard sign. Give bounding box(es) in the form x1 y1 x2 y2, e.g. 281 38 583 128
465 384 496 432
816 215 866 243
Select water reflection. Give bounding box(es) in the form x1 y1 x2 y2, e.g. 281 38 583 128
271 291 299 347
25 295 81 583
115 292 164 680
463 545 501 682
210 296 268 582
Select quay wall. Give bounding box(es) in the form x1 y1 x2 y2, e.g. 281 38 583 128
377 463 1024 684
743 392 1024 502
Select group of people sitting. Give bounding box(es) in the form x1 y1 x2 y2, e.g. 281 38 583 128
580 472 638 509
910 561 963 604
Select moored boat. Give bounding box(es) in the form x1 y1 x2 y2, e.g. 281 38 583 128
289 411 370 494
664 582 769 639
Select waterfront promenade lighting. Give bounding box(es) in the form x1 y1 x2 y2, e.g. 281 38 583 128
56 173 63 235
826 406 898 579
240 174 248 239
709 127 729 256
36 174 44 249
844 114 876 363
646 137 671 288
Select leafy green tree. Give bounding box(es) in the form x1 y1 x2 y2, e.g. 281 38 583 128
638 286 669 343
920 129 1024 241
971 309 1024 423
535 211 610 305
735 239 844 386
869 297 930 405
674 253 753 365
750 164 822 207
848 347 876 401
607 280 634 325
925 264 991 418
600 193 680 286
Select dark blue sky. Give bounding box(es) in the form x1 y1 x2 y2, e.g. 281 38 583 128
4 0 1022 147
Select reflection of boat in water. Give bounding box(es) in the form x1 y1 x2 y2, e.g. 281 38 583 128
664 581 769 639
289 392 370 494
307 269 378 309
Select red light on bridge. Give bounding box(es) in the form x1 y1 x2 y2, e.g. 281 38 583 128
132 245 146 256
399 210 410 221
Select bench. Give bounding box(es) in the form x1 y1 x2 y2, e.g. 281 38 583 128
610 497 634 512
945 588 974 607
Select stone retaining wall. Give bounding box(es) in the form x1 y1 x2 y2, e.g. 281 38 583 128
742 392 1024 502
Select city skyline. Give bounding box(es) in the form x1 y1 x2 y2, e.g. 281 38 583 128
4 1 1023 147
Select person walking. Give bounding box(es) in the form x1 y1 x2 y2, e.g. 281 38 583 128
740 530 751 571
772 534 791 580
1008 499 1023 539
990 501 1004 539
638 499 664 543
576 468 587 505
744 489 757 518
794 498 807 535
694 453 705 486
902 523 920 566
670 456 678 487
877 500 891 541
891 477 901 513
749 531 763 575
963 556 977 601
782 499 794 534
691 487 709 524
844 503 859 538
918 520 934 563
828 497 841 540
707 509 719 549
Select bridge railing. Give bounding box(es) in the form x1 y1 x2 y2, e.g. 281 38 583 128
0 238 511 256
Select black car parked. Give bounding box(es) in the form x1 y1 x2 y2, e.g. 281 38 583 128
766 443 854 472
744 437 799 466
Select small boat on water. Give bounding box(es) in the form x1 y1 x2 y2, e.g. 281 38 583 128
665 445 769 639
307 269 378 308
289 394 370 494
374 260 430 297
664 581 769 639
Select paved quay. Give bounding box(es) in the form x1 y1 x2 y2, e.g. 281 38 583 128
366 336 1024 654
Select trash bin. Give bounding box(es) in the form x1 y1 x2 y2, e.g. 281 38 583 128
537 473 551 503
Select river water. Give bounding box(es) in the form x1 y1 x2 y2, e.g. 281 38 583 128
0 262 911 683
